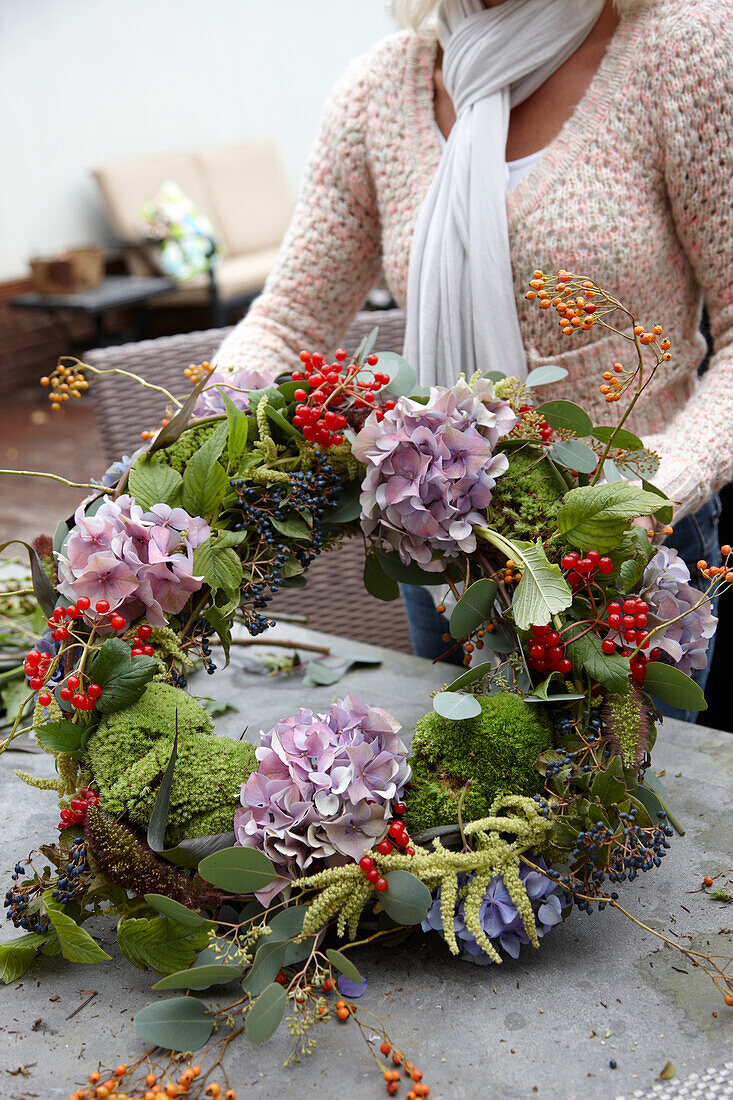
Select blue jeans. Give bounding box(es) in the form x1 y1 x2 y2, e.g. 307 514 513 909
401 494 722 719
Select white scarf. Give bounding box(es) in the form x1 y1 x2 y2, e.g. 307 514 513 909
404 0 606 385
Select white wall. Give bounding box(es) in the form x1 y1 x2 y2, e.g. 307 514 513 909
0 0 397 281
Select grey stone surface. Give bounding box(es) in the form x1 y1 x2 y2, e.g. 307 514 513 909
2 628 733 1100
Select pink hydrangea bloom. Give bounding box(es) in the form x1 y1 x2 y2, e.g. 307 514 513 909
352 378 517 570
56 495 210 626
235 694 410 883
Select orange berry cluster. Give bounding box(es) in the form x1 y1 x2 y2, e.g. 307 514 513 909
599 362 629 404
69 1064 233 1100
183 361 215 385
698 544 733 583
525 269 597 334
379 1041 430 1097
40 361 90 410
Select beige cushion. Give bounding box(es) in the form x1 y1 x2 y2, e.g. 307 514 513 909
150 247 280 307
93 154 224 243
194 140 293 257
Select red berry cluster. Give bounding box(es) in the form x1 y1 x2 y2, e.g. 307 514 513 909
601 598 650 654
356 801 414 891
24 649 53 694
561 549 614 589
58 675 102 711
292 349 395 446
58 787 99 832
526 625 572 675
130 623 155 657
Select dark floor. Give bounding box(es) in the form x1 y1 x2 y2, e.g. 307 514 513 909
0 388 106 551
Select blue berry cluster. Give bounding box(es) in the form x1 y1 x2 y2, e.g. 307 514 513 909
194 617 218 675
228 459 342 633
52 836 89 904
4 862 50 933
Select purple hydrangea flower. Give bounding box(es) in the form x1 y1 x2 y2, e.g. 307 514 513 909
235 694 410 883
422 858 565 965
352 378 517 571
641 546 717 674
56 495 210 627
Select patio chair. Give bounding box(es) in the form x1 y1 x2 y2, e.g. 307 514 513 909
85 310 414 651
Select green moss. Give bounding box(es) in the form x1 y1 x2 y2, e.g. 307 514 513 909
404 694 553 835
87 682 256 846
488 447 568 543
151 422 219 474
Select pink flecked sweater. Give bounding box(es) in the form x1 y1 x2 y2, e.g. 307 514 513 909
216 0 733 520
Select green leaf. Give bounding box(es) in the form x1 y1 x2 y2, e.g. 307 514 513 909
269 514 311 540
591 766 626 806
379 871 432 927
53 518 70 554
363 554 399 602
378 352 417 398
264 403 300 439
526 364 568 387
242 939 287 995
245 982 287 1043
152 963 242 991
302 662 343 686
548 439 598 475
446 662 494 692
433 692 482 721
147 730 178 853
642 772 685 835
117 916 209 974
643 662 707 712
158 831 237 870
614 526 656 593
143 894 213 930
203 606 232 666
34 719 83 756
322 480 362 524
536 400 593 437
0 933 48 984
326 948 362 984
43 899 111 964
476 528 572 630
566 631 631 694
192 537 243 600
449 579 498 639
353 326 379 363
593 425 644 451
87 637 158 715
198 847 278 893
134 996 213 1051
377 551 445 586
220 391 249 467
642 479 673 526
181 420 229 516
128 455 182 511
557 483 668 553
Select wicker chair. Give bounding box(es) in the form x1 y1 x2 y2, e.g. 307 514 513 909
85 311 414 652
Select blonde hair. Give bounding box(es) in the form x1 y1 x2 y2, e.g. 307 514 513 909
392 0 650 32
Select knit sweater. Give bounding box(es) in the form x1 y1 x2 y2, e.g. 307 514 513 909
215 0 733 520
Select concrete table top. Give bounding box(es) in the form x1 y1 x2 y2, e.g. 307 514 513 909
2 626 733 1100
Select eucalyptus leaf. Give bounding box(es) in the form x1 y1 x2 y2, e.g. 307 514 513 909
449 579 498 639
143 894 213 929
433 692 482 721
379 871 432 926
198 847 278 893
536 400 593 437
378 352 417 398
242 939 287 995
363 554 399 602
157 831 238 869
326 948 361 984
378 551 445 586
446 662 494 692
593 425 644 451
353 325 379 363
134 996 213 1051
643 662 707 712
549 439 598 474
526 364 568 388
245 982 287 1043
615 448 661 479
152 963 242 991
